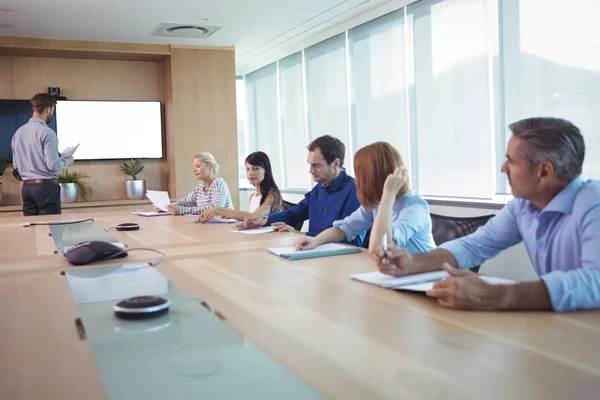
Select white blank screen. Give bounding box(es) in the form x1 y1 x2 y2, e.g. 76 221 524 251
56 101 163 160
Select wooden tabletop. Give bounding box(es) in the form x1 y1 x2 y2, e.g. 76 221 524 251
1 211 599 399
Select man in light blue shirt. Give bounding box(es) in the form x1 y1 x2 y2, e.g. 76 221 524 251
376 117 600 312
12 93 73 215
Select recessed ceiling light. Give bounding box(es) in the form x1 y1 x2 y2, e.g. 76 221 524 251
152 22 221 39
165 25 208 35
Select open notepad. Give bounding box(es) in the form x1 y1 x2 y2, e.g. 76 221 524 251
268 243 361 260
351 270 516 292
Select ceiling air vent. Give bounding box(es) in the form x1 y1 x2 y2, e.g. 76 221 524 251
151 22 221 39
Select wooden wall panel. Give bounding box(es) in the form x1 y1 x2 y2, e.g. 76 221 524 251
0 56 167 204
0 56 15 97
162 57 176 197
168 48 239 208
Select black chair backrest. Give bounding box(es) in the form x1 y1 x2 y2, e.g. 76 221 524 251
430 213 495 273
282 200 295 211
281 200 304 231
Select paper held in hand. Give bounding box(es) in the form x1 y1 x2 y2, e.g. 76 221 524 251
61 143 80 158
145 190 171 212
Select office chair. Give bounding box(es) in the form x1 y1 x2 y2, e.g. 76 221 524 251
430 213 495 273
281 200 305 231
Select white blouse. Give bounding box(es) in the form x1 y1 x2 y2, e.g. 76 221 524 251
249 194 262 213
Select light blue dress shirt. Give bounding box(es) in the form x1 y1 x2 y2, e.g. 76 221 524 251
11 118 69 180
333 190 436 254
440 177 600 312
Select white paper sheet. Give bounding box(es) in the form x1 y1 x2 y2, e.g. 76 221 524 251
268 243 354 257
61 143 80 158
132 211 170 217
145 190 171 212
351 270 516 292
231 226 276 235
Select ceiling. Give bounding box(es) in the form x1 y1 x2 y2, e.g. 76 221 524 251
0 0 394 72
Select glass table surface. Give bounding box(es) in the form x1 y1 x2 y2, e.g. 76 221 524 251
65 265 322 400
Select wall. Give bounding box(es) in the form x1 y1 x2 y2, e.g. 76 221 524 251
0 55 167 205
167 47 239 208
0 39 239 210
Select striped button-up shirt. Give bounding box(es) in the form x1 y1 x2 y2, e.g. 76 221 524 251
172 178 233 215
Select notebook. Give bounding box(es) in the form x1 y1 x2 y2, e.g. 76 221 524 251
268 243 361 260
132 211 170 217
351 270 515 292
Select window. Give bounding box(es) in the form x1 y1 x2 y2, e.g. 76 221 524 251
502 0 600 180
410 0 499 199
304 34 352 174
279 52 311 189
348 9 411 169
239 0 599 202
244 63 283 187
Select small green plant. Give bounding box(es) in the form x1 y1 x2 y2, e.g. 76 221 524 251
58 169 92 200
0 159 8 182
120 159 145 180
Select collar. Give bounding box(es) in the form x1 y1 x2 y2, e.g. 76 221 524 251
322 169 349 192
528 176 583 215
29 118 47 126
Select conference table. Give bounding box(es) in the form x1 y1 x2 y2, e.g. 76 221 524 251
1 211 599 399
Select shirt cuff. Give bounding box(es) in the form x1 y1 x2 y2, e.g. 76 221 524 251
439 241 471 270
332 219 352 241
540 271 570 312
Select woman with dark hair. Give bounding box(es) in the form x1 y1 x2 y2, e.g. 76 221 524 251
199 151 283 222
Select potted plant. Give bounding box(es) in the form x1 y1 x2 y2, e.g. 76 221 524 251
58 169 92 203
0 159 9 204
120 158 146 200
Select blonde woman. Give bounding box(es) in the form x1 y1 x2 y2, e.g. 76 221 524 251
156 152 233 215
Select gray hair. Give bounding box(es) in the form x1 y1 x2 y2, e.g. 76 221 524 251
509 117 585 182
194 152 219 175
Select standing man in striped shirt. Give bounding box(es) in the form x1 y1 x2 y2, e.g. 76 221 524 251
11 93 73 216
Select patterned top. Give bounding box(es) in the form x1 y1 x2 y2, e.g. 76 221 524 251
172 178 233 215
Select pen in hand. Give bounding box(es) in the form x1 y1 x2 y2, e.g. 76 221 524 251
381 232 388 265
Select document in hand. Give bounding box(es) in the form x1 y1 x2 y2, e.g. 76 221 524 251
61 143 80 158
268 243 361 260
350 270 515 292
145 190 171 212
